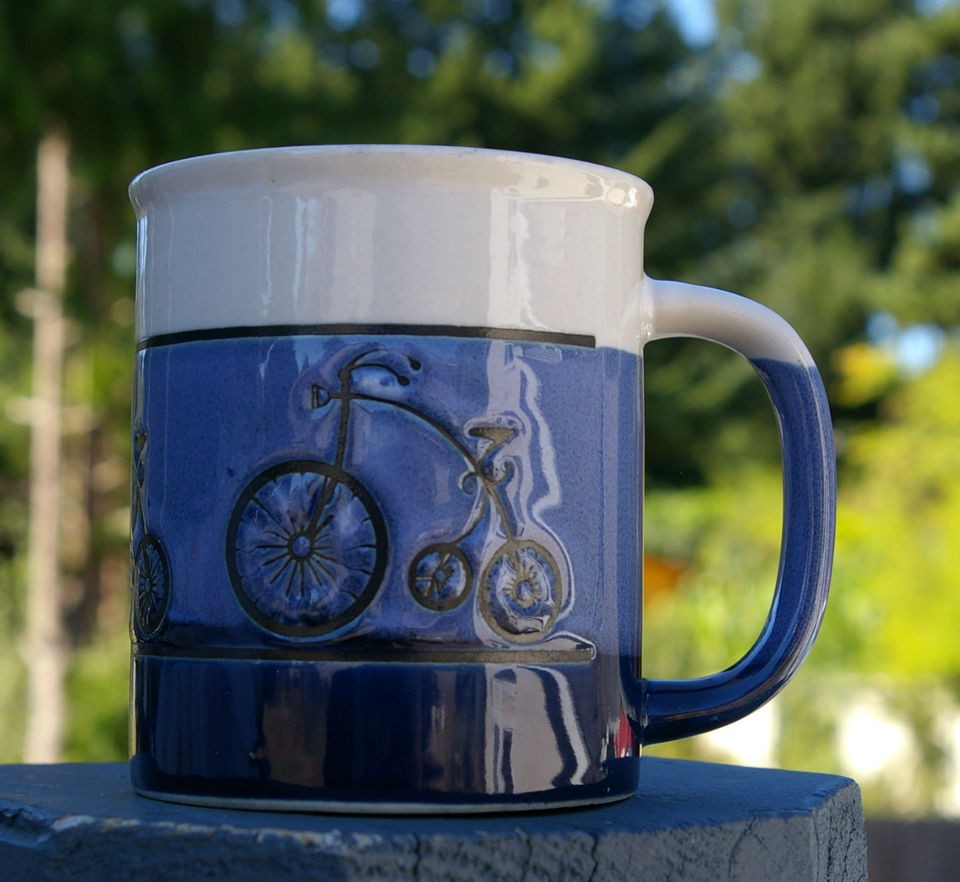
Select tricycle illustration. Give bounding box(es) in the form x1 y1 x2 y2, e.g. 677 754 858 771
225 347 566 642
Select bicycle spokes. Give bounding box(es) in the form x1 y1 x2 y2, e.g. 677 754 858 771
479 540 563 643
408 543 473 612
227 461 387 638
133 534 171 639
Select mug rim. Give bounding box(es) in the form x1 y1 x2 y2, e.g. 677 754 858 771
129 144 654 213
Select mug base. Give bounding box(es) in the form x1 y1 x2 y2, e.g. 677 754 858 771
130 781 634 815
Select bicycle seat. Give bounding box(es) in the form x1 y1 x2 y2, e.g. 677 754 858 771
468 426 518 448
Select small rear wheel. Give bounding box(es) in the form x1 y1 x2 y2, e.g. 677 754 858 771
408 543 472 611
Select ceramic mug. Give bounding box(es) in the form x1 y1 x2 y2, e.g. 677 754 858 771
128 146 835 812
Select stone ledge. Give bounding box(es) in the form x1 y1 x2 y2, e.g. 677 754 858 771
0 758 867 881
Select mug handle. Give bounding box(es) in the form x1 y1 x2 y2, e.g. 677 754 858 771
627 278 836 745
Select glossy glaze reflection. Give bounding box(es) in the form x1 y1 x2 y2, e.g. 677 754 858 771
132 655 638 809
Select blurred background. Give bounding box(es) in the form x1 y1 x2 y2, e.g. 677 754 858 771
0 0 958 825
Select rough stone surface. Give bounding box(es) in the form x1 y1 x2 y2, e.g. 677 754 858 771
0 758 868 881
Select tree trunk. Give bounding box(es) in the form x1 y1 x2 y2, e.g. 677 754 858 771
23 125 70 763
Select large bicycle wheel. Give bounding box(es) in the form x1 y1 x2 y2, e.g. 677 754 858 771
133 533 170 639
479 540 563 643
227 460 387 637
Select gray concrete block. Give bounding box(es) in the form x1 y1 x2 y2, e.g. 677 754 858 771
0 758 867 881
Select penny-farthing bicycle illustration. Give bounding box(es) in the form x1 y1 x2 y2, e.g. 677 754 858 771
131 428 171 639
226 347 566 643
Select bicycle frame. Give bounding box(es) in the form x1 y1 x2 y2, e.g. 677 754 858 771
313 348 521 547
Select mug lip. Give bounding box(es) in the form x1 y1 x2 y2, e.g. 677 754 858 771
129 144 654 213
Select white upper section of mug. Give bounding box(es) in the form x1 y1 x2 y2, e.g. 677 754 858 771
130 145 655 349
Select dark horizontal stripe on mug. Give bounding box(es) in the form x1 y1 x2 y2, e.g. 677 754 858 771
133 642 597 665
137 324 597 351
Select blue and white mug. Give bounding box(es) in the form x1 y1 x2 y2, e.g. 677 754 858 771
128 146 835 812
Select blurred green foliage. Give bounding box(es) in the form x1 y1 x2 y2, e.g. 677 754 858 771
1 0 958 815
835 349 960 678
645 345 960 679
643 343 960 814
